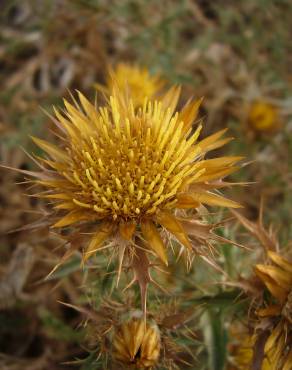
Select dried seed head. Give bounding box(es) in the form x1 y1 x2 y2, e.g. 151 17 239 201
112 318 160 368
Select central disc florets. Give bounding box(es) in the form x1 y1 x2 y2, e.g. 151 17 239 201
63 98 200 221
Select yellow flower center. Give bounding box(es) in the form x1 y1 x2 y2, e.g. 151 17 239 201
66 95 201 221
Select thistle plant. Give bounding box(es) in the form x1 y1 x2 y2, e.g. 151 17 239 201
1 0 291 368
16 63 248 369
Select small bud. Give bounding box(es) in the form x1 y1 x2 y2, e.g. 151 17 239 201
112 318 160 368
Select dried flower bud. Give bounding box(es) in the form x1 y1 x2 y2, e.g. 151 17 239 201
112 318 160 368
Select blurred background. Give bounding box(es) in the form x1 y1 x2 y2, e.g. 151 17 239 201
0 1 291 369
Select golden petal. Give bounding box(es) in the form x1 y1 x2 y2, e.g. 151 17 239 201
37 179 72 188
156 210 191 250
195 128 228 151
256 304 282 317
130 320 145 359
178 97 203 133
178 192 242 209
31 136 69 163
83 222 115 261
198 156 244 168
52 211 87 228
264 321 283 353
255 266 288 303
54 202 76 210
53 107 79 141
63 100 92 135
191 167 240 183
36 156 68 171
63 99 84 120
256 264 292 291
141 220 168 265
121 323 132 357
160 86 181 115
43 193 72 200
193 166 240 182
176 193 200 209
113 335 129 360
93 82 108 95
77 91 99 121
141 326 160 359
268 251 292 274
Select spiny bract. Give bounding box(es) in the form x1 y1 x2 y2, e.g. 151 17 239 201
32 86 242 266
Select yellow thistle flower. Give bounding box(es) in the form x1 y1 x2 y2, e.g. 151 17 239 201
248 101 280 132
112 317 160 368
30 86 242 285
253 251 292 370
97 63 164 108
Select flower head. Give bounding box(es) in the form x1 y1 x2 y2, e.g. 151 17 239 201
248 101 280 132
31 86 242 272
98 63 164 108
253 251 292 370
112 317 160 368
